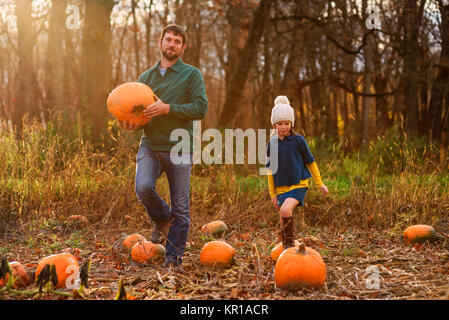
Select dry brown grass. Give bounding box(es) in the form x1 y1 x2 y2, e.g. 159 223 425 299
0 120 448 300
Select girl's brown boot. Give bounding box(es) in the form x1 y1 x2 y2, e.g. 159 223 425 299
281 216 295 250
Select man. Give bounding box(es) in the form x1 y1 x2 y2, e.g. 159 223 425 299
118 24 208 271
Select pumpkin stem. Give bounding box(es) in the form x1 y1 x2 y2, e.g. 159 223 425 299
296 242 307 255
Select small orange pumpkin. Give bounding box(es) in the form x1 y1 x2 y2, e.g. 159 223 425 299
200 240 235 267
403 225 438 244
274 243 326 291
131 241 165 263
0 261 32 289
107 82 156 126
35 253 79 289
201 220 228 235
66 215 88 229
123 234 146 250
270 240 301 262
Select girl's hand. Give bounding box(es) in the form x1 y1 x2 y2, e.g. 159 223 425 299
319 185 329 196
271 196 279 210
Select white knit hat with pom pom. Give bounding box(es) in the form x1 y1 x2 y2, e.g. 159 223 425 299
271 95 295 126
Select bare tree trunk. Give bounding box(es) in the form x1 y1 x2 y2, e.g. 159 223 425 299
353 92 360 135
0 47 4 120
144 0 154 67
63 27 81 114
322 40 338 138
361 0 373 144
162 0 169 27
80 0 115 136
131 0 141 76
309 79 323 137
342 90 349 137
403 0 423 133
114 11 132 86
174 0 185 26
428 0 449 141
6 50 15 125
44 0 66 122
15 0 40 132
361 50 373 143
281 39 302 131
224 0 252 91
258 11 272 129
218 0 271 127
182 0 202 68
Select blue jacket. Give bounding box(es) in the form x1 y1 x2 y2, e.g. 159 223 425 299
266 134 315 187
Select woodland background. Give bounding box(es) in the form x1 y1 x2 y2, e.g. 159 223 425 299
0 0 448 301
1 0 449 146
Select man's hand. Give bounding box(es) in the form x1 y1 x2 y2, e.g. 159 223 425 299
143 96 170 118
118 120 142 131
319 185 329 196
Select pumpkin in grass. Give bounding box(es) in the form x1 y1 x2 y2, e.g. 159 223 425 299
107 82 156 126
123 233 146 250
200 220 228 235
274 243 326 291
270 240 301 262
200 240 235 267
35 253 79 289
403 225 439 244
0 261 32 289
130 241 165 263
66 215 88 225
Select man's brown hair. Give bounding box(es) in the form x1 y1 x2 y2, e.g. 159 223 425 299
160 24 188 45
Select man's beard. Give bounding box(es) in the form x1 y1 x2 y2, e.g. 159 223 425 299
162 47 181 61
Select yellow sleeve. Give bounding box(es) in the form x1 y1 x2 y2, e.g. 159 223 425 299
266 170 277 198
306 161 324 188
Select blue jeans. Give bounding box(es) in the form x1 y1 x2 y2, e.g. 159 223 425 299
135 145 192 265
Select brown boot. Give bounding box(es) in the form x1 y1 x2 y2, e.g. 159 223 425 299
150 219 170 244
281 216 295 250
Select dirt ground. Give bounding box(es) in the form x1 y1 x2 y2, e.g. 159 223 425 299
1 215 448 300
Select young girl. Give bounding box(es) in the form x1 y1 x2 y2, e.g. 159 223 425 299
266 96 328 250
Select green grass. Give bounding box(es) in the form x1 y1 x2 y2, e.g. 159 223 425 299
0 119 448 231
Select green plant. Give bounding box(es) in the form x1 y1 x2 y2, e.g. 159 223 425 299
67 232 85 249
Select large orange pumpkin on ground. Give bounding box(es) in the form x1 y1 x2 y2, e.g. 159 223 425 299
35 253 79 289
403 225 439 244
200 240 235 267
131 241 165 263
0 261 32 289
107 82 156 126
274 243 326 291
200 220 228 235
270 240 301 262
123 234 146 250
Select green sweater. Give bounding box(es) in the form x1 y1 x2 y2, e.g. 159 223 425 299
137 58 208 153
